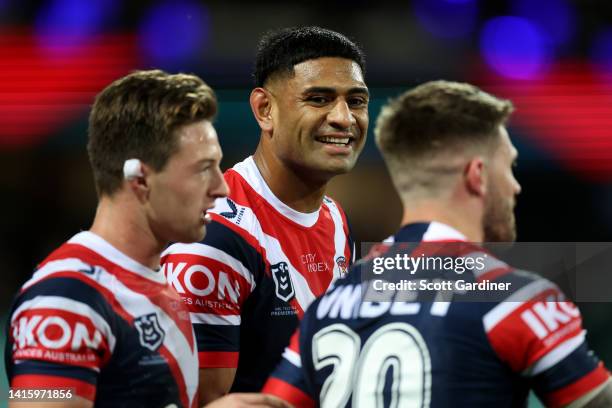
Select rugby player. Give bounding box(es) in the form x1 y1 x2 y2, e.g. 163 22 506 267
5 70 288 408
161 26 369 405
263 81 612 407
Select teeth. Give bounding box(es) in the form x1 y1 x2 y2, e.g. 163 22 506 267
319 137 350 145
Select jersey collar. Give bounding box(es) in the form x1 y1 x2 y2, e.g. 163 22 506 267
393 221 468 243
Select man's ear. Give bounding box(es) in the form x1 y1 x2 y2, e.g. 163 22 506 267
249 87 274 134
125 162 152 202
465 157 487 197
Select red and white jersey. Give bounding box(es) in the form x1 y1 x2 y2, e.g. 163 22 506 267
161 156 354 391
5 231 198 408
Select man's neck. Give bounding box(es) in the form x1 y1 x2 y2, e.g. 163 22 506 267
89 195 164 270
399 199 484 242
253 146 328 213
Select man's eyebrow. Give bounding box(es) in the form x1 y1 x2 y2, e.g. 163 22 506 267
303 86 370 96
196 158 216 166
348 86 369 96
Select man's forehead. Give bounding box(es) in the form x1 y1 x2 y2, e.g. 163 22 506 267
498 125 517 155
176 121 221 158
291 57 365 87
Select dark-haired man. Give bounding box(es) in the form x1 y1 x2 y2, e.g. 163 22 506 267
162 26 369 404
263 81 612 407
5 70 289 408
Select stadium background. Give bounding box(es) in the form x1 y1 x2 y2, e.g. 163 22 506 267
1 0 611 406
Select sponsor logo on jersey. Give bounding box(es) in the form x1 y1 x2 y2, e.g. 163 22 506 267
163 262 241 304
220 198 245 225
77 265 104 279
134 313 165 351
12 314 102 351
520 301 580 341
271 262 294 302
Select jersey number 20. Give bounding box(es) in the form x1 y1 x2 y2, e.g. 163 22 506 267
313 322 432 408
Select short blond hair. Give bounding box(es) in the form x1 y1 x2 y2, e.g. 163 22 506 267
375 80 513 196
88 70 217 197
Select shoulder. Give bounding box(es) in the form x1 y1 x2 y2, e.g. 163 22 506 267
15 245 115 315
481 268 587 370
8 249 118 356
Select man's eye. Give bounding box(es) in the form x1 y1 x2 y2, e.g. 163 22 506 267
348 97 367 107
307 96 329 104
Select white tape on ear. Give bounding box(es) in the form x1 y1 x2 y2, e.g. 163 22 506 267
123 158 143 180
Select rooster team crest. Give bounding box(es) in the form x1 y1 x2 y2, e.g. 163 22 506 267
134 313 165 351
271 262 294 302
336 256 348 277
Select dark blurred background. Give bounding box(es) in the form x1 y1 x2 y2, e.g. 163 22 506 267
1 0 611 406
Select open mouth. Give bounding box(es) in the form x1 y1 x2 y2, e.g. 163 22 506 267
315 136 354 146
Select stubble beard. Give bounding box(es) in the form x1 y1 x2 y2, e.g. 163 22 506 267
483 190 517 243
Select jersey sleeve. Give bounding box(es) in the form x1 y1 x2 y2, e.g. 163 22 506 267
161 217 264 369
482 277 610 407
262 328 315 408
6 274 116 401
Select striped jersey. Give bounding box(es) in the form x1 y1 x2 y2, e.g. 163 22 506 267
5 231 198 408
264 222 610 407
161 156 353 391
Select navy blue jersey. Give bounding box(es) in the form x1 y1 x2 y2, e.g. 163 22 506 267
5 232 198 407
264 222 610 407
161 156 353 391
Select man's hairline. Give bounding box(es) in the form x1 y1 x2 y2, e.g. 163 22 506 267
382 125 507 196
261 56 364 88
384 125 505 163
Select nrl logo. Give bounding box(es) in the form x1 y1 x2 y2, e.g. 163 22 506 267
271 262 294 302
134 313 165 352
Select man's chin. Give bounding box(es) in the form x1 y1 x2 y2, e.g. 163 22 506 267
320 157 357 174
174 228 206 244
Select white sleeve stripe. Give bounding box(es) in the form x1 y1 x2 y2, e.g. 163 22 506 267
11 295 116 352
163 243 256 290
282 348 302 368
523 331 586 376
189 312 240 326
483 279 558 332
22 258 92 291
